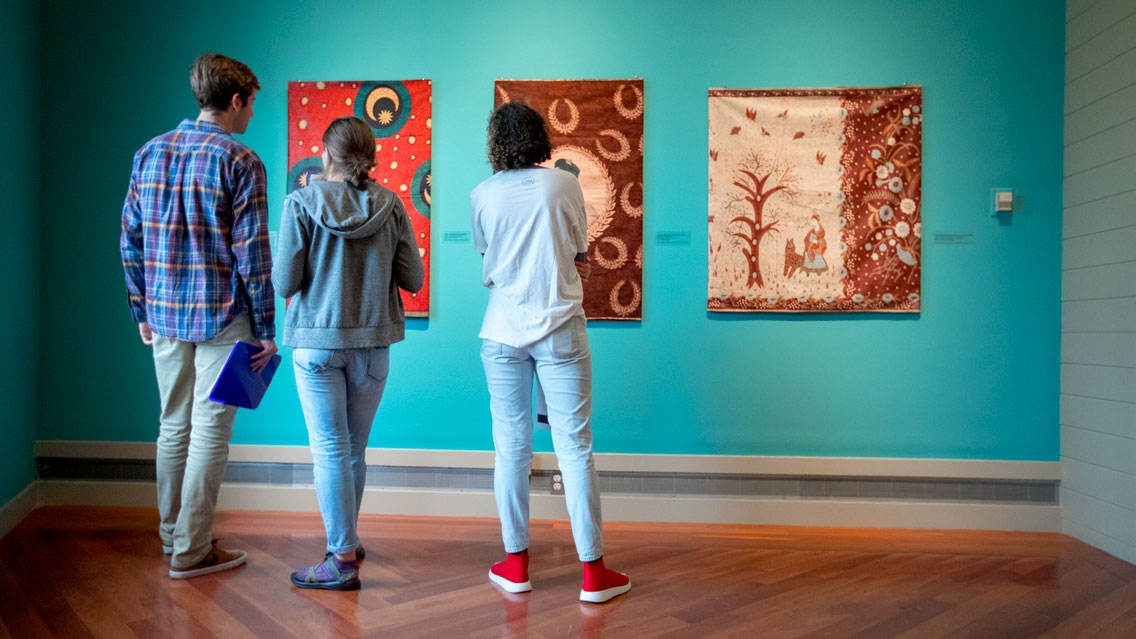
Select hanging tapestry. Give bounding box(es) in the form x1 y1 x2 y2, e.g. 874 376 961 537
287 80 432 317
495 79 645 320
708 86 922 313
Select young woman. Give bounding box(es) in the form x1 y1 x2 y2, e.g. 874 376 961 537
272 116 424 590
470 102 630 604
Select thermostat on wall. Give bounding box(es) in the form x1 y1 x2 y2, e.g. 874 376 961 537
992 188 1013 215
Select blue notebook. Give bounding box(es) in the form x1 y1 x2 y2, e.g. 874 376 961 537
208 341 282 409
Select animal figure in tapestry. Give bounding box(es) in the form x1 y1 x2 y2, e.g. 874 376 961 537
783 239 802 279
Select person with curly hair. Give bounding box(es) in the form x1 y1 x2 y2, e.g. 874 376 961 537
470 102 630 604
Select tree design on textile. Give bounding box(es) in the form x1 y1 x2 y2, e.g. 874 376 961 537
723 152 800 288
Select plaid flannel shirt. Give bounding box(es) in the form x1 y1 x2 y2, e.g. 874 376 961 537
120 119 275 342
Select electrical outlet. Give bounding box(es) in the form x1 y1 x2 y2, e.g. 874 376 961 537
550 470 564 495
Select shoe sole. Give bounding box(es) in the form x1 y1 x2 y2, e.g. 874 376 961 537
579 581 631 603
290 574 361 591
170 551 247 579
489 570 532 593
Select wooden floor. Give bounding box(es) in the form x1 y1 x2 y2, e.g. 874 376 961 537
3 507 1136 638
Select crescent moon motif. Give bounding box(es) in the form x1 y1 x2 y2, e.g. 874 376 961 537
366 87 400 121
613 84 644 120
592 237 628 271
595 130 631 162
609 280 642 317
547 98 580 134
619 182 643 218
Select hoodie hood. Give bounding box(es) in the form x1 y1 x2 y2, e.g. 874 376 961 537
288 180 397 239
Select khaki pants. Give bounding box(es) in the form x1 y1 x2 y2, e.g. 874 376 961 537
151 315 253 568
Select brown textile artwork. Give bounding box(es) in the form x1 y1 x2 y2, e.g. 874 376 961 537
708 87 922 313
496 79 645 320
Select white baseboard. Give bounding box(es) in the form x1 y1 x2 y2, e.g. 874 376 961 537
0 482 38 539
32 480 1061 532
36 441 1062 481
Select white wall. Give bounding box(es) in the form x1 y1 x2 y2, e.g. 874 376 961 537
1061 0 1136 564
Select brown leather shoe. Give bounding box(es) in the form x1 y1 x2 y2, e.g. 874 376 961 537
169 543 247 579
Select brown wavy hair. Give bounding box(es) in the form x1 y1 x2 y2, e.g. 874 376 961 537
486 103 552 172
320 117 377 189
190 52 259 111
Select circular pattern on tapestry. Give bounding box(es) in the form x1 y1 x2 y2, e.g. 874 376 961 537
547 98 580 134
355 81 412 138
613 84 643 120
541 145 615 244
609 280 641 317
592 237 628 270
287 157 324 193
411 160 432 219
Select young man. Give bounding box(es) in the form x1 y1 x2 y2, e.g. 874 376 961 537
470 102 630 604
120 52 276 579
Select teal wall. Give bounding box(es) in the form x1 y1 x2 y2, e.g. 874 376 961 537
37 0 1064 459
1 0 40 505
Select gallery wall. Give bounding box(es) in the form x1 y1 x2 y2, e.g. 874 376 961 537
0 0 41 507
36 0 1064 460
1061 0 1136 565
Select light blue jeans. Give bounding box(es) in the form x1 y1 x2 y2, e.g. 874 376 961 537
481 316 603 561
293 347 390 555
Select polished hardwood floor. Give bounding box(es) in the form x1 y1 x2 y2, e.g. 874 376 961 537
3 506 1136 638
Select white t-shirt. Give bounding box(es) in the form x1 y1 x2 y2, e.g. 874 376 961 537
471 167 588 348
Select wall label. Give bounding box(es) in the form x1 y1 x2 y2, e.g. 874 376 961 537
934 233 973 245
656 231 691 245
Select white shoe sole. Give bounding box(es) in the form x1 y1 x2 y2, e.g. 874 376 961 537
580 581 631 603
170 550 247 579
489 570 532 593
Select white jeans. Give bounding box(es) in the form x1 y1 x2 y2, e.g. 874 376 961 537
152 315 253 568
480 316 603 561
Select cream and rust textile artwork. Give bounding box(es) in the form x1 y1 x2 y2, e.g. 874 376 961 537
496 80 644 320
708 87 922 312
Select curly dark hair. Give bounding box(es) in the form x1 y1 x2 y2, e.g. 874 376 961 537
486 102 552 172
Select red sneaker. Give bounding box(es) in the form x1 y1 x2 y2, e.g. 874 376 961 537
489 549 531 593
580 557 630 603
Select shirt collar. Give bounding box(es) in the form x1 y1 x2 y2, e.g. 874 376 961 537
179 118 230 136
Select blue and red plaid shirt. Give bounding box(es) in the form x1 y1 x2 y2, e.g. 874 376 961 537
121 119 275 342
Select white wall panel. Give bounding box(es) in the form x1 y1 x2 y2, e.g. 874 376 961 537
1064 117 1136 176
1063 190 1136 238
1061 362 1136 402
1061 331 1136 366
1061 225 1136 267
1063 154 1136 208
1065 48 1136 113
1065 83 1136 144
1062 428 1136 477
1061 394 1136 437
1067 0 1136 53
1066 11 1136 81
1062 262 1136 300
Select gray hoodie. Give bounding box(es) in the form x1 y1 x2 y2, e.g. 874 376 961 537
272 180 425 349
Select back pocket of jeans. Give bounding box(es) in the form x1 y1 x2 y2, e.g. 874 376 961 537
293 348 334 373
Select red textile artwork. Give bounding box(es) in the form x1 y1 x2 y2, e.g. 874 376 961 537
287 80 432 317
708 87 922 313
495 80 645 320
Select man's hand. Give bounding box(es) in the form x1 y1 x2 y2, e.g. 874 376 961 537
250 339 278 372
574 260 593 285
139 322 153 346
